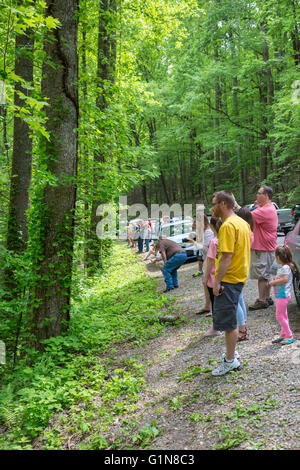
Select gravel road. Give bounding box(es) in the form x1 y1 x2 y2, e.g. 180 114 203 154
107 239 300 450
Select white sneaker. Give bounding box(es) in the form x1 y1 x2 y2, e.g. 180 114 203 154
212 357 241 376
222 350 240 360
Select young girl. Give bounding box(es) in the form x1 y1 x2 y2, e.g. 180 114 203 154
269 245 296 345
200 217 223 337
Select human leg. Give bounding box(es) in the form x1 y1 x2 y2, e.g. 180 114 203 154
192 251 204 277
258 278 269 301
199 287 221 336
212 327 240 376
171 268 178 288
211 282 243 375
163 253 187 290
137 237 143 253
197 264 212 314
225 329 239 361
162 263 174 290
249 250 274 309
236 301 245 327
237 290 248 340
275 298 293 338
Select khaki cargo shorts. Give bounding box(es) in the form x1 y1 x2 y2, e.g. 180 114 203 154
250 249 275 281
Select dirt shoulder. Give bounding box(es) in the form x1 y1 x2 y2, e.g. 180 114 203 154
105 256 300 450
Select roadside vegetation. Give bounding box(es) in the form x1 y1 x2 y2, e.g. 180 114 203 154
1 245 299 450
0 244 170 450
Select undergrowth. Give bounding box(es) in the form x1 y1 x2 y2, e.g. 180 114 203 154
0 243 170 449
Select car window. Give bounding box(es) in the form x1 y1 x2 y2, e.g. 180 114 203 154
160 222 193 238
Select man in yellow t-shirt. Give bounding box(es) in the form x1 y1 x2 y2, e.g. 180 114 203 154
210 191 251 377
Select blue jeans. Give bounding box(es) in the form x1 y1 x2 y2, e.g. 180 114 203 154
137 237 143 252
236 289 247 327
144 239 151 251
163 252 187 289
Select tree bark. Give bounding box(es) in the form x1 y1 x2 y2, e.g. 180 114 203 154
87 0 117 273
214 48 221 188
291 0 300 67
31 0 79 347
232 74 245 205
7 22 34 252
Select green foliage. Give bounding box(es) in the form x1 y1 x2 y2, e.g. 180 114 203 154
190 413 212 423
0 244 168 449
1 0 299 451
213 424 250 450
125 0 300 206
225 399 279 422
132 420 160 448
177 365 211 382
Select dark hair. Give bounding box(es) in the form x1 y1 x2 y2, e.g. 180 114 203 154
275 246 296 274
260 185 273 200
213 191 235 209
209 217 222 234
236 207 254 231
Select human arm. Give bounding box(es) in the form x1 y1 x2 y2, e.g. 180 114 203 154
269 275 289 287
160 251 167 264
202 257 213 286
213 252 233 296
269 265 290 286
142 249 155 261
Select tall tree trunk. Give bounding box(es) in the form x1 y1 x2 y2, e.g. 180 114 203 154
160 171 170 205
178 152 186 202
291 0 300 67
0 106 9 164
259 39 269 181
233 75 245 204
4 5 34 297
87 0 117 273
30 0 79 348
214 48 221 188
81 29 91 270
7 19 34 253
259 36 274 182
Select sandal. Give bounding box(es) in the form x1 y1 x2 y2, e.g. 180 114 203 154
280 338 296 345
196 308 210 315
272 337 285 344
238 327 249 342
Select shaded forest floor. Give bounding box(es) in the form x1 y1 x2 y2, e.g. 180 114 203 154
35 243 300 450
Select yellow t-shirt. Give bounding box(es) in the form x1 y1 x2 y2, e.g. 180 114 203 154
215 215 250 284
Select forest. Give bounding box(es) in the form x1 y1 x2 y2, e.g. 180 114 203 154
0 0 299 450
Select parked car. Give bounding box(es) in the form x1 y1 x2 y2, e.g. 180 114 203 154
247 202 294 235
155 219 200 261
284 221 300 307
291 204 300 225
277 208 294 235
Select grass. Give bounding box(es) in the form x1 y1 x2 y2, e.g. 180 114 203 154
0 243 171 450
